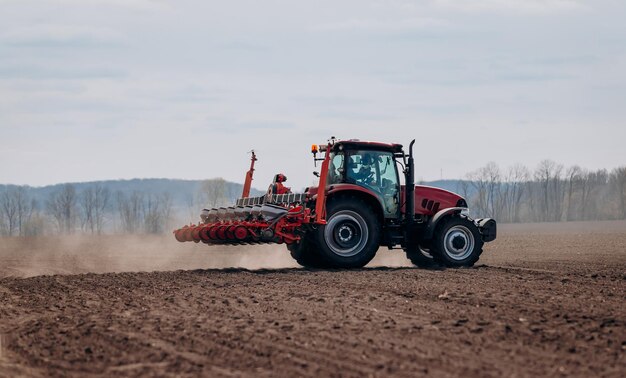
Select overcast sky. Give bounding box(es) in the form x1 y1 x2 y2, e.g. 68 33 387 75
1 0 625 189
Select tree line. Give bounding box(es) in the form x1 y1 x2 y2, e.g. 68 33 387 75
0 178 236 236
459 161 626 222
1 164 625 237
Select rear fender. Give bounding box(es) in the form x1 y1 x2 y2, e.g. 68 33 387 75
325 186 385 222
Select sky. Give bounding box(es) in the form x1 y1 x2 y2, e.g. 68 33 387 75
1 0 625 189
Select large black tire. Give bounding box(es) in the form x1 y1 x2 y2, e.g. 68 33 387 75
287 236 327 268
404 244 437 268
313 196 381 268
431 216 483 267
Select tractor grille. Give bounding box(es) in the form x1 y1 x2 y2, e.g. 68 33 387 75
421 198 440 212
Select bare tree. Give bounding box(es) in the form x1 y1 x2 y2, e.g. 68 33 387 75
467 168 489 217
143 193 173 234
15 187 33 236
198 178 229 208
116 191 143 234
576 169 607 220
466 162 503 219
484 162 502 220
160 192 173 232
535 160 552 221
611 167 626 219
225 182 240 203
80 184 110 234
552 164 566 221
46 184 78 233
22 199 44 236
1 188 18 236
93 185 110 234
457 180 471 202
185 192 198 223
0 211 6 235
80 188 94 232
565 166 583 221
534 160 565 221
500 164 529 223
143 194 161 234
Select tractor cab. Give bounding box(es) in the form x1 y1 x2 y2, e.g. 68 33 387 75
323 140 404 217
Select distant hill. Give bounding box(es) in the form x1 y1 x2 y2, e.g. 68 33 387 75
0 178 478 234
0 179 265 210
0 178 471 209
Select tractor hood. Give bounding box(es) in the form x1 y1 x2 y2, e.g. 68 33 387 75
401 185 466 216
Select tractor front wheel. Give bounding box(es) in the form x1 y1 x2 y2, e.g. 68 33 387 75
314 197 381 268
404 244 437 268
431 216 483 267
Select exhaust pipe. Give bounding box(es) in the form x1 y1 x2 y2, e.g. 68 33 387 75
406 139 416 224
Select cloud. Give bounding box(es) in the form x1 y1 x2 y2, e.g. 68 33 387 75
291 95 371 107
237 120 295 130
524 55 598 66
312 17 451 33
431 0 587 13
0 65 126 80
217 41 270 52
315 110 397 121
0 0 164 10
210 119 297 134
0 25 123 48
132 85 224 104
496 72 577 82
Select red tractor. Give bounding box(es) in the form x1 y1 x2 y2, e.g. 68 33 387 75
174 137 497 268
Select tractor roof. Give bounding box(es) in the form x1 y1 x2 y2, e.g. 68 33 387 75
333 139 404 154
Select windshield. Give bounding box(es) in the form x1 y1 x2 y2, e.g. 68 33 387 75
326 150 400 215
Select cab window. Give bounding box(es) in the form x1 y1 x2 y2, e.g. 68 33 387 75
327 152 344 185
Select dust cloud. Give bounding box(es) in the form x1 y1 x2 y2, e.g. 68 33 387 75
0 234 411 278
4 220 623 278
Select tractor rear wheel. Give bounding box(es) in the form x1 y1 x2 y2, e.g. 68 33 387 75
431 216 483 267
314 196 381 268
287 236 327 268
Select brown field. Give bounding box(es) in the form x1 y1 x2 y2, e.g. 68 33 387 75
0 221 625 377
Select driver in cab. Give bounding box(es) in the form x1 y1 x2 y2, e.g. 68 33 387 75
348 153 378 188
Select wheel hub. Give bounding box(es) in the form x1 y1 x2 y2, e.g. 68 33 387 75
451 235 466 250
443 225 475 261
333 221 360 249
338 225 353 242
324 211 369 257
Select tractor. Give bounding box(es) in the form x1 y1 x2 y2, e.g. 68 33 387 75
174 137 497 268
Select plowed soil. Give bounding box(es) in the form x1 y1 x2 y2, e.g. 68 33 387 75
1 221 625 377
